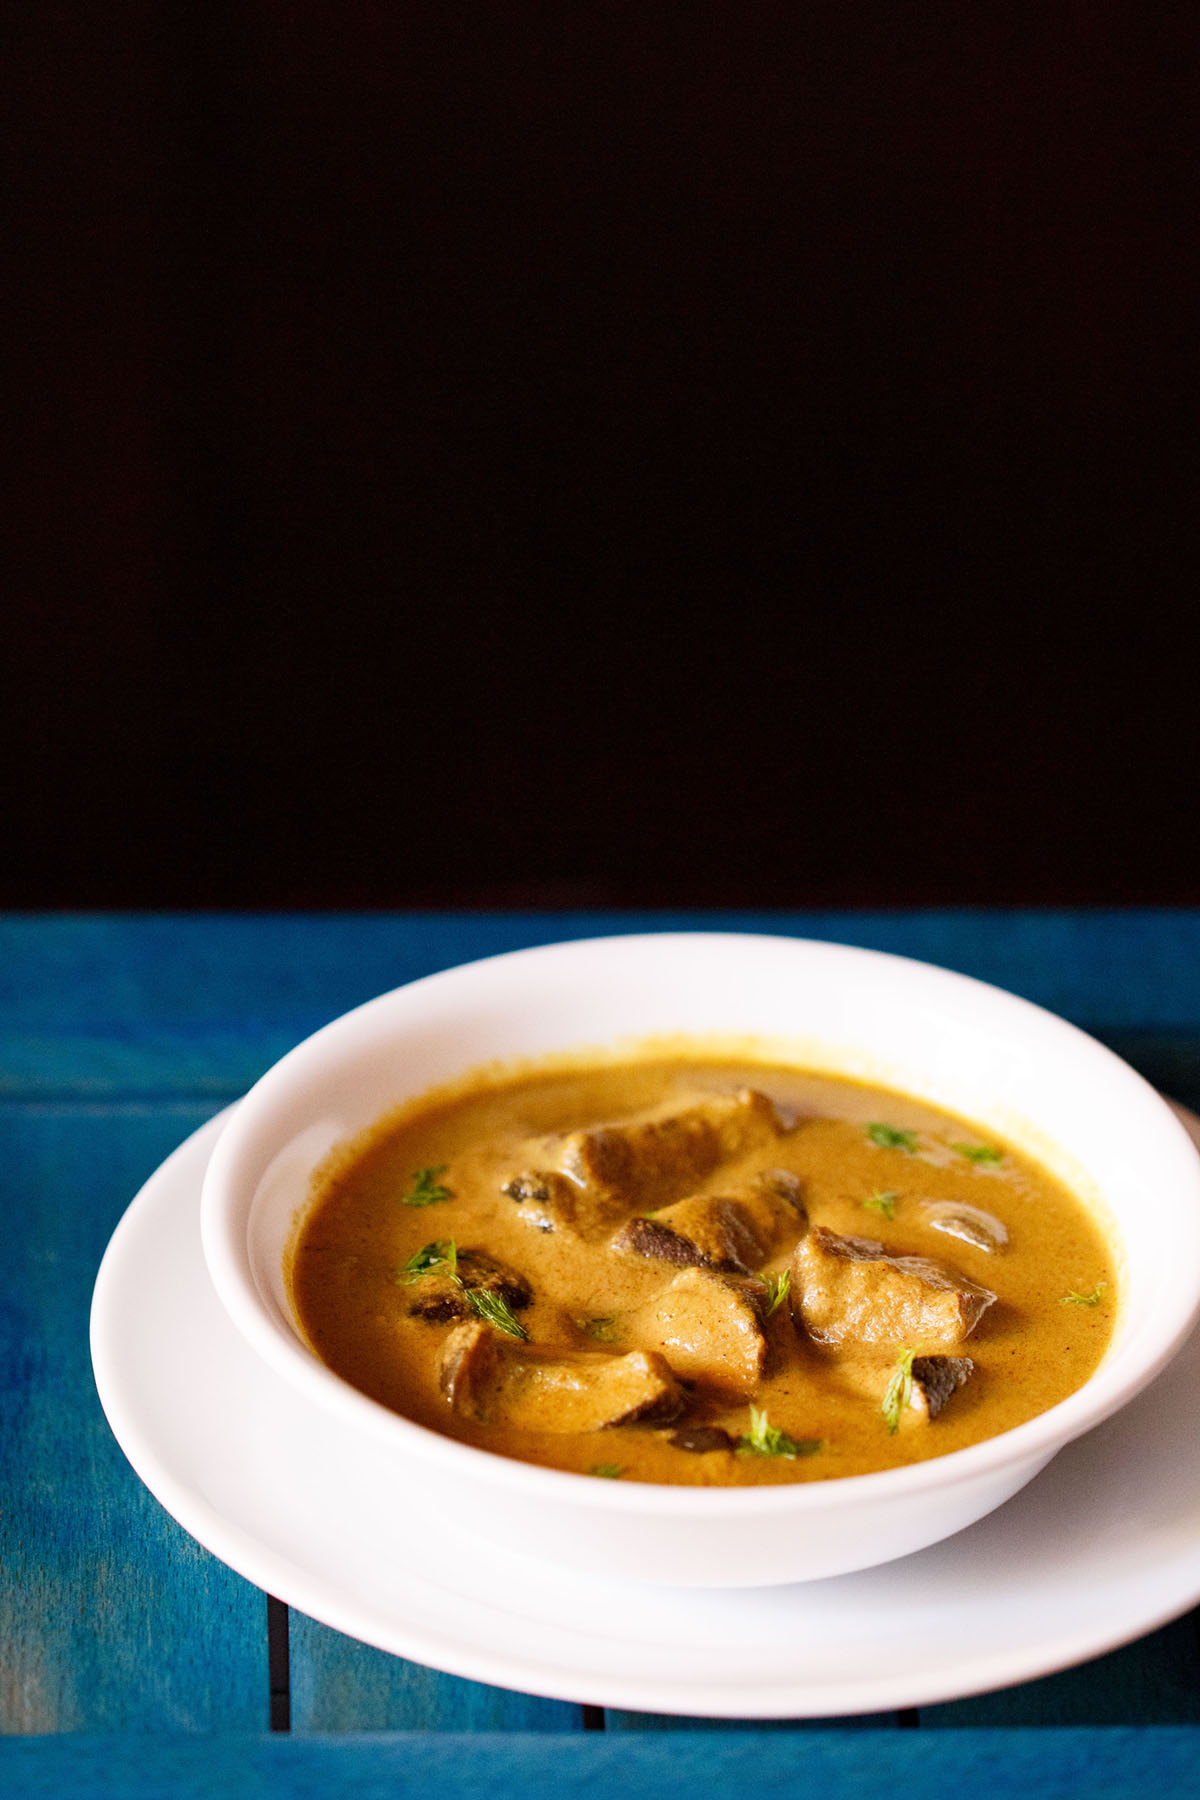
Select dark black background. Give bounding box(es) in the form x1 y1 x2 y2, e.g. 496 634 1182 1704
7 3 1197 909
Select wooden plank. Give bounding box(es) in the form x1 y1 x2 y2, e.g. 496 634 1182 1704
287 1616 582 1731
0 1104 266 1732
7 1726 1200 1799
7 911 1200 1097
919 1614 1200 1727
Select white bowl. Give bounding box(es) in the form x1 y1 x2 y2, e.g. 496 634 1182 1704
200 932 1200 1587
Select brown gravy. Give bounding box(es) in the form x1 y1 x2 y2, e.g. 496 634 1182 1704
289 1057 1116 1486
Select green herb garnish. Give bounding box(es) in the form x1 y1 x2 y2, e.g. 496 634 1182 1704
589 1464 624 1479
396 1239 458 1284
1061 1283 1107 1308
398 1237 528 1338
862 1188 898 1219
951 1142 1003 1165
867 1123 918 1153
882 1348 916 1434
760 1270 791 1317
402 1164 453 1207
465 1286 529 1340
736 1404 821 1460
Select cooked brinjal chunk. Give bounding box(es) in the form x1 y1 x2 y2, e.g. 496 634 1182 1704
756 1167 808 1216
407 1249 533 1322
919 1200 1008 1253
613 1207 749 1271
438 1319 684 1431
500 1169 599 1235
910 1354 974 1419
612 1170 806 1274
791 1226 996 1348
554 1088 785 1209
668 1425 736 1454
629 1267 769 1396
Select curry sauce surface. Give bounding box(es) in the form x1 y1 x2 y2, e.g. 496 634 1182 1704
289 1059 1116 1486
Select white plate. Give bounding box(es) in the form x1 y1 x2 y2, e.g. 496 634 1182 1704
92 1105 1200 1720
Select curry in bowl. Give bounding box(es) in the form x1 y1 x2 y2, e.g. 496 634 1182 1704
289 1054 1116 1487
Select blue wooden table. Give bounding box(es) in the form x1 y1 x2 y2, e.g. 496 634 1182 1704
6 911 1200 1797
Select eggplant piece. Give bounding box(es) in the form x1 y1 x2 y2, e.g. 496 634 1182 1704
438 1319 684 1432
910 1354 975 1420
756 1167 808 1216
612 1169 806 1275
808 1345 974 1423
407 1249 532 1323
629 1267 769 1397
668 1425 736 1454
919 1200 1008 1253
791 1226 996 1349
500 1169 604 1235
614 1205 756 1273
501 1091 787 1240
554 1088 785 1209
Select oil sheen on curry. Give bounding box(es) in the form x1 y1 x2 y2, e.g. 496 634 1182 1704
289 1057 1116 1486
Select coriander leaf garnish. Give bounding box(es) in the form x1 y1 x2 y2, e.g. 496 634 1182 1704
575 1314 619 1342
396 1239 458 1284
760 1270 791 1317
736 1404 821 1460
589 1463 624 1479
882 1348 916 1434
398 1240 529 1337
465 1286 529 1340
402 1164 453 1207
951 1142 1004 1166
867 1123 918 1153
862 1188 898 1219
1062 1282 1107 1308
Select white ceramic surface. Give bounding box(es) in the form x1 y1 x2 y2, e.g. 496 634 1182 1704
198 934 1200 1586
93 1106 1200 1718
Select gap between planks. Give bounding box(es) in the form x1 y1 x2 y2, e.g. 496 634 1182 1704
266 1596 603 1733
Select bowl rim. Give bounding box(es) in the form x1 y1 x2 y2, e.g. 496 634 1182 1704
200 929 1200 1517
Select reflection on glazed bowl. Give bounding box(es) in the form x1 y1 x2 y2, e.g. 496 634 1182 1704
199 933 1200 1587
